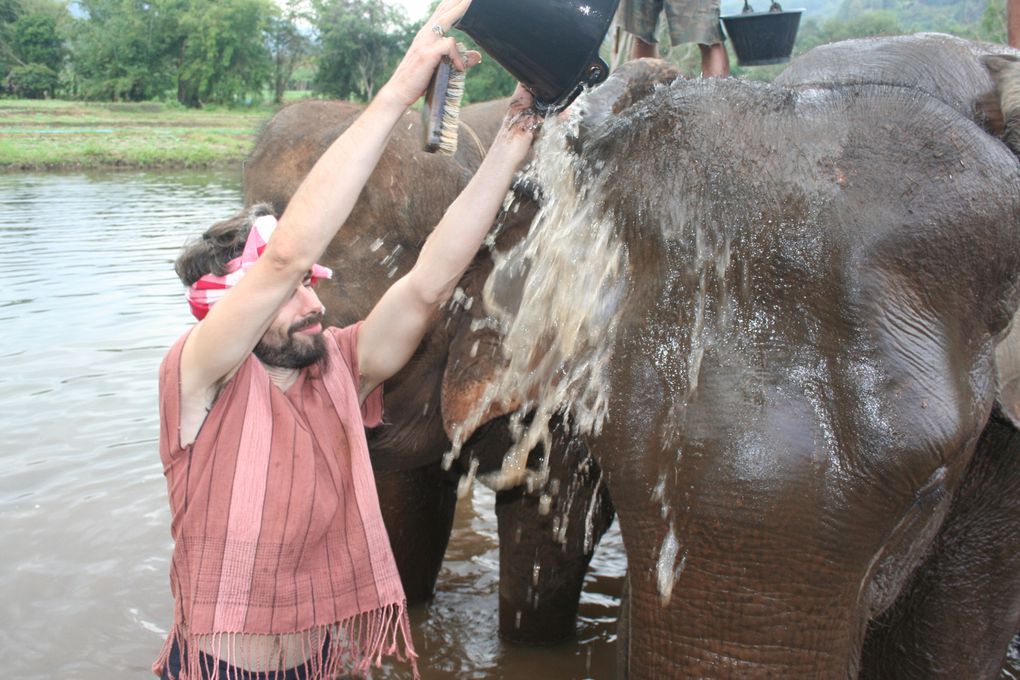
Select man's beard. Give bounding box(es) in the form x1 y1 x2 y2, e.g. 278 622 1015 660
254 312 326 369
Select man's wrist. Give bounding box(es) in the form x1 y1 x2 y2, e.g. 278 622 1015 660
371 83 412 118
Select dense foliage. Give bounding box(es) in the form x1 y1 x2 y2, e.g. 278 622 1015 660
0 0 1012 104
312 0 410 101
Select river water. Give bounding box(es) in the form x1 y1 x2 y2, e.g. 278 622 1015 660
0 170 623 679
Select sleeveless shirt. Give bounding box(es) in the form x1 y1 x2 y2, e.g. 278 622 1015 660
153 324 417 679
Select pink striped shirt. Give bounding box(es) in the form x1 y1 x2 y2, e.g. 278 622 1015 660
153 323 417 679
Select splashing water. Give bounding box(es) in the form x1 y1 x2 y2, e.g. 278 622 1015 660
656 523 687 606
447 97 631 487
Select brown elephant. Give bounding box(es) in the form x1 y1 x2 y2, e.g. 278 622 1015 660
440 35 1020 677
241 96 616 644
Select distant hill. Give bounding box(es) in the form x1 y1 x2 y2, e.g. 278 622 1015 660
720 0 842 20
720 0 990 30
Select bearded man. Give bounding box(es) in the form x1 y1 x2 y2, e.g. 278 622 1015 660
151 1 539 677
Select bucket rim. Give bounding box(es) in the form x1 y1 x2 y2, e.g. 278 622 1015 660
721 7 805 19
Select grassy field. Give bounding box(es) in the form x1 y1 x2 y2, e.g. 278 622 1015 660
0 99 277 171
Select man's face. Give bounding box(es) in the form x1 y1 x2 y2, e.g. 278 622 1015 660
254 277 326 369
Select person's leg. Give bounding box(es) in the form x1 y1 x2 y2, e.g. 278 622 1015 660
699 42 730 77
664 0 728 74
622 0 665 60
1009 0 1020 49
633 37 660 59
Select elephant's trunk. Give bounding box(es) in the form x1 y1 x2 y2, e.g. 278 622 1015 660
617 509 866 679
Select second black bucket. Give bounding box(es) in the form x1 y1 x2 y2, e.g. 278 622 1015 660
455 0 620 112
722 1 803 66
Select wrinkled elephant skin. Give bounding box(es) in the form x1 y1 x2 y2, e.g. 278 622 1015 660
445 36 1020 678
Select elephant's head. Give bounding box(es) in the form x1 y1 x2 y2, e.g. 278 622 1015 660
438 38 1020 678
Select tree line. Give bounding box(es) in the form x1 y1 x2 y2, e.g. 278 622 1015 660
0 0 515 106
0 0 1008 105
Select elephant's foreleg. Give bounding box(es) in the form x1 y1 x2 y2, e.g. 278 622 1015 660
495 438 615 644
859 407 1020 679
374 461 460 603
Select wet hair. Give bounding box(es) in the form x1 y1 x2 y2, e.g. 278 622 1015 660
175 203 276 287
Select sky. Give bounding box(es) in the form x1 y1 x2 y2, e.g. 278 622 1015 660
393 0 434 22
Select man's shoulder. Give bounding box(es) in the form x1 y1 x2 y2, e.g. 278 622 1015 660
324 322 363 349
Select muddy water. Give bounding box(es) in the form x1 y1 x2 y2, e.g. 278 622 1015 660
0 170 623 679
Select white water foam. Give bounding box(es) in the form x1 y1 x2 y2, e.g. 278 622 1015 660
446 98 631 487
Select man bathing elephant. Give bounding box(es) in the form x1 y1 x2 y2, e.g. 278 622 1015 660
242 72 618 647
150 0 543 677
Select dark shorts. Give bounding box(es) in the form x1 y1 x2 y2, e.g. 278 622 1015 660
622 0 725 46
160 638 337 680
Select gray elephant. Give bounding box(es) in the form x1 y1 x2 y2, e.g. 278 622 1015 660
439 34 1020 678
242 97 617 644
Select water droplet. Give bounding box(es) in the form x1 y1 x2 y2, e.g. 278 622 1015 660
656 523 687 607
457 457 479 499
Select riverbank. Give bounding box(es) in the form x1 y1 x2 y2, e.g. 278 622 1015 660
0 99 274 171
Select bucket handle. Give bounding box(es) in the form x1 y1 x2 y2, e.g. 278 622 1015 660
741 0 785 12
533 56 610 114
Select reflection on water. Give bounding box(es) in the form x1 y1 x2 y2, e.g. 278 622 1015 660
0 171 623 679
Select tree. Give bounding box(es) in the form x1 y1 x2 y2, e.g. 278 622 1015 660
5 61 55 96
12 13 61 70
979 0 1007 44
175 0 275 107
312 0 409 101
267 0 310 104
70 0 183 101
0 0 23 82
70 0 274 106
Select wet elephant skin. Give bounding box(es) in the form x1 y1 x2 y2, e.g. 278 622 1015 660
598 76 1020 678
448 38 1020 678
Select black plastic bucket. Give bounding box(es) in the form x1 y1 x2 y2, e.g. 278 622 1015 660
455 0 620 112
722 2 803 66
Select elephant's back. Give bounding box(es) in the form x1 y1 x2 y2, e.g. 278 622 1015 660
244 100 366 213
775 33 1018 130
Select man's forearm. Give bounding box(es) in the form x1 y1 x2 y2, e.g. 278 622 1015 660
410 138 531 306
267 87 409 273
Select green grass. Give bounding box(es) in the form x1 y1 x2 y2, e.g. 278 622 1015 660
0 99 279 171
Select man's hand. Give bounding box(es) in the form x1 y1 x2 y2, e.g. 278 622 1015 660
384 0 482 107
491 84 542 162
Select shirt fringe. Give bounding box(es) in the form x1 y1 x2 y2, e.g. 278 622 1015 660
153 601 419 680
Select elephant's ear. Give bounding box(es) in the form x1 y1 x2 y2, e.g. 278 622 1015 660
995 309 1020 428
440 321 520 443
440 189 541 443
979 55 1020 154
